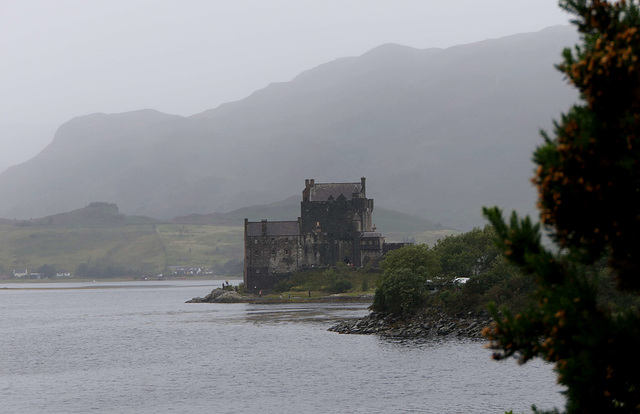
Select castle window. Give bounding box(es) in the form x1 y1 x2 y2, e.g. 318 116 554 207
271 249 276 255
285 238 289 243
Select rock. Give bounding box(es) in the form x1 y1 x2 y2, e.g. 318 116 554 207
328 310 490 339
213 291 247 303
186 288 252 303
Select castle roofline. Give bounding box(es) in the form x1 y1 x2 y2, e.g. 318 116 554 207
303 177 366 202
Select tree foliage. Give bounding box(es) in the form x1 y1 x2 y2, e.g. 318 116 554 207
430 226 501 280
372 226 507 316
37 264 57 278
483 1 640 412
74 260 128 278
372 267 429 316
537 0 640 288
322 264 354 293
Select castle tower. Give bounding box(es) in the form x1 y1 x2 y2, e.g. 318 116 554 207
300 177 374 267
244 177 386 293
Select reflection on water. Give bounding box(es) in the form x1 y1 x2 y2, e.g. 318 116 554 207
0 280 565 413
244 303 370 325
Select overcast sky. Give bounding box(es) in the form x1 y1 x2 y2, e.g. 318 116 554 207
0 1 571 172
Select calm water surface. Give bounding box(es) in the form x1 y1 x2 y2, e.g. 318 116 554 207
0 280 565 413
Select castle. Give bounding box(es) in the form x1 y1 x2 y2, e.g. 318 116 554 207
244 177 403 292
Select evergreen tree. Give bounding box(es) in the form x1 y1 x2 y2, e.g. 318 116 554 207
483 1 640 412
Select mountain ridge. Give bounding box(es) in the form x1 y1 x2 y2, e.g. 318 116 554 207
0 26 579 229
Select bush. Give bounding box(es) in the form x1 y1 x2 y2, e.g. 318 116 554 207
372 232 508 316
329 279 353 293
321 265 354 293
274 279 295 293
372 268 428 316
437 289 466 315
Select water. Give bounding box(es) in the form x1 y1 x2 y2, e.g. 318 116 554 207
0 280 565 413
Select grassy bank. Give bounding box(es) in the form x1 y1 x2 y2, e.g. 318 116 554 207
0 222 244 278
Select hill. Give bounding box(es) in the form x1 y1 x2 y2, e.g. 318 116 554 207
0 26 579 229
17 202 159 227
171 195 442 229
0 201 450 278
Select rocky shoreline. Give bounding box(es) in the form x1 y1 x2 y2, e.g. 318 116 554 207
329 310 492 339
188 288 491 339
186 288 250 303
186 288 374 304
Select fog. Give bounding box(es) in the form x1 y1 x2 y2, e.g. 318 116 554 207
0 0 570 173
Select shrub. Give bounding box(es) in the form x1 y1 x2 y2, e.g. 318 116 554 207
372 268 428 316
329 279 353 293
361 277 369 292
321 265 354 293
273 279 295 293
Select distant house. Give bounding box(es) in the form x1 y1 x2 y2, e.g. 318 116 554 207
13 269 28 278
169 266 202 275
244 177 409 292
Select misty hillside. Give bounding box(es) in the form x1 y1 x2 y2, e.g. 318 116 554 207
0 201 448 277
18 202 159 228
170 195 443 233
0 26 578 229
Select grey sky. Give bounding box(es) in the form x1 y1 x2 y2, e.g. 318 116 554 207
0 1 571 172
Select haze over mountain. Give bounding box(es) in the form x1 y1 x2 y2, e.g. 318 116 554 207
0 26 578 230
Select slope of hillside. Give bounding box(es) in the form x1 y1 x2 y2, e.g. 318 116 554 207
0 201 450 278
0 26 579 229
171 195 443 232
20 202 158 227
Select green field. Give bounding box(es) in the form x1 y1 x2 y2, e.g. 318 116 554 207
0 202 456 279
155 224 243 270
0 222 244 278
